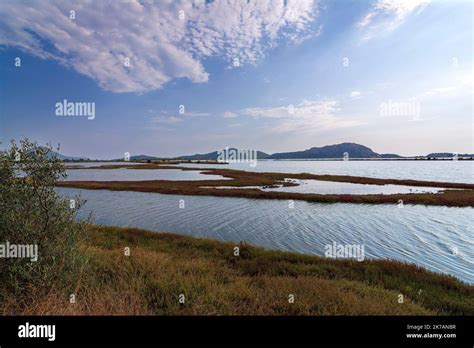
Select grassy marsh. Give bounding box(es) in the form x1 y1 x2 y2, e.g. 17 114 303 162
4 225 473 315
59 163 474 207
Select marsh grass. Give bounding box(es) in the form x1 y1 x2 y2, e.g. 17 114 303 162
4 225 472 315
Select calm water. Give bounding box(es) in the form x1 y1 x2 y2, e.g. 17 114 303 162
207 179 446 195
58 188 474 284
64 169 228 181
177 160 474 184
65 161 143 167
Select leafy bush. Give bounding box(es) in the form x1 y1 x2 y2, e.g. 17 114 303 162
0 139 89 307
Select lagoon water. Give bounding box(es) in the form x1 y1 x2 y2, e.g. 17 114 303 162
64 168 228 181
177 160 474 184
58 187 474 284
66 161 143 167
208 179 446 195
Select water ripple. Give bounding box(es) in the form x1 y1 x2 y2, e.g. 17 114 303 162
57 188 474 284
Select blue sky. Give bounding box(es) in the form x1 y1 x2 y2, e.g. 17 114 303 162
0 0 472 158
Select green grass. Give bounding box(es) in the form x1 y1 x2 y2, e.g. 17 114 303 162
5 225 473 315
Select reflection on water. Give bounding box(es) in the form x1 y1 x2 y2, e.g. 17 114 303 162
58 188 474 284
177 160 474 183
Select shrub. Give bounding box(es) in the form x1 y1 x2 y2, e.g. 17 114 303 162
0 139 89 307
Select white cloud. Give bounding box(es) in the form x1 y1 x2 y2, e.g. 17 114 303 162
242 99 363 133
417 87 457 99
0 0 319 93
150 116 182 125
242 99 338 118
358 0 430 41
223 111 238 118
415 71 474 100
182 112 210 117
349 90 362 99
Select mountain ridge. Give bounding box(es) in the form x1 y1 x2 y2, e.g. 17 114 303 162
173 143 405 160
268 142 379 159
38 143 473 161
175 148 270 161
29 146 89 161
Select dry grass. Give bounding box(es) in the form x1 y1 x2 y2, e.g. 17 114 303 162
4 225 473 315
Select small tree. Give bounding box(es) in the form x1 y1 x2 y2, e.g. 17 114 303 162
0 139 89 308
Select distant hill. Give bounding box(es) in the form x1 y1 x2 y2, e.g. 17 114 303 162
268 143 380 159
30 147 89 161
174 144 410 160
109 155 162 161
174 149 270 160
27 143 472 161
380 153 403 159
128 155 162 161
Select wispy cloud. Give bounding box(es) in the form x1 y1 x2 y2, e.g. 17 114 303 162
182 112 210 117
242 99 363 133
358 0 431 41
0 0 319 93
150 116 183 125
223 111 238 118
416 72 474 100
349 90 362 99
242 99 338 118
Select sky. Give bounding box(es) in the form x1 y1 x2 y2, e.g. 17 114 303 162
0 0 473 159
